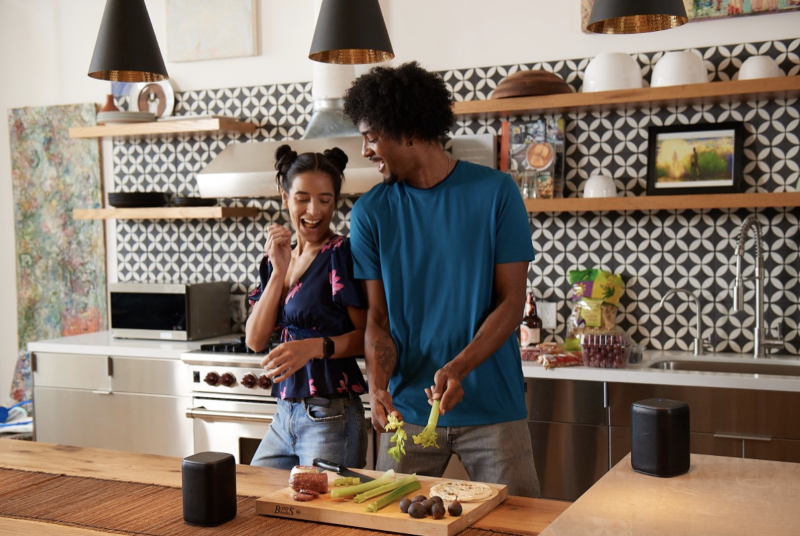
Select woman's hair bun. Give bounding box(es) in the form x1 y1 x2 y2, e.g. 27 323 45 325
323 147 348 173
274 144 298 175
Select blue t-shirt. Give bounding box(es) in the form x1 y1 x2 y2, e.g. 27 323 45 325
248 235 367 400
349 160 534 427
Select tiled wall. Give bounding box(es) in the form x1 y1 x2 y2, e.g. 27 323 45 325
112 38 800 356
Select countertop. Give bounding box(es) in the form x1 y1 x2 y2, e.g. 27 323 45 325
522 349 800 392
27 331 800 392
26 330 237 360
541 453 800 536
0 439 568 536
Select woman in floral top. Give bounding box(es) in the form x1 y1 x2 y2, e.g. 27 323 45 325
246 144 368 469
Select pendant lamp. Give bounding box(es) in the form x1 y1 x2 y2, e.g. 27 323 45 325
88 0 168 82
587 0 689 34
309 0 394 64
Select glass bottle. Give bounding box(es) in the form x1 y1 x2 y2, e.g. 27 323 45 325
519 292 542 347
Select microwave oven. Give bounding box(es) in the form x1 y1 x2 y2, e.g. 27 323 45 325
109 282 232 340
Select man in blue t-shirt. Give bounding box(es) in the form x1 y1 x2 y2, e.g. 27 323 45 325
343 62 540 498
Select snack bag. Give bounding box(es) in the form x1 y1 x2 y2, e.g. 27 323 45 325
565 268 624 351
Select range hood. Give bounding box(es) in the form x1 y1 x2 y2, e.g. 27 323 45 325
196 136 381 198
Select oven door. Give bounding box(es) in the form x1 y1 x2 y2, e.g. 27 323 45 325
187 395 375 468
187 396 276 465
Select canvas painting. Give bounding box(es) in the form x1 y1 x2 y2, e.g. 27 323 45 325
167 0 257 62
7 103 107 406
581 0 800 31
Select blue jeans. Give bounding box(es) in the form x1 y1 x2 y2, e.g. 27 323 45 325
250 396 368 470
376 419 541 498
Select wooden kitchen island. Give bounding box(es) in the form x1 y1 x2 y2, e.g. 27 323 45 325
0 439 566 536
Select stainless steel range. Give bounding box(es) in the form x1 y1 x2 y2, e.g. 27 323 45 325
181 335 374 467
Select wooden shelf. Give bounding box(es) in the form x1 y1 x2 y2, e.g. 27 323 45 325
453 76 800 119
69 117 256 139
73 206 260 220
523 191 800 213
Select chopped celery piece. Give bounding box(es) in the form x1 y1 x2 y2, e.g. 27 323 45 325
333 476 360 487
329 469 395 498
385 414 407 462
365 480 422 513
354 474 418 504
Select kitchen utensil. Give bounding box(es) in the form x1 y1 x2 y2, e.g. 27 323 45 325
108 192 170 208
0 400 30 423
738 55 782 80
583 175 617 198
582 52 643 92
312 458 374 482
490 70 573 100
173 196 218 207
651 51 707 87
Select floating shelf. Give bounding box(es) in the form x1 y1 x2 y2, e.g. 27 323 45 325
453 76 800 119
69 117 256 139
73 206 260 220
523 191 800 213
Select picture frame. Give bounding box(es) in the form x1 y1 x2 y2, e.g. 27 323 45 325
646 122 744 196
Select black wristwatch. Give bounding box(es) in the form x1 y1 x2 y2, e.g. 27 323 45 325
322 337 334 359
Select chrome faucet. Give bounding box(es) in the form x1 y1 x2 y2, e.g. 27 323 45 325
657 288 711 356
732 214 785 359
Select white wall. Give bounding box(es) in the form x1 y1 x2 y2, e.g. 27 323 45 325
1 0 798 396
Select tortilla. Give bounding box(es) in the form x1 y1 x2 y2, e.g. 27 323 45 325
429 481 495 502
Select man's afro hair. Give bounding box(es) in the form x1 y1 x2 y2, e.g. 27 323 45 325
343 61 454 142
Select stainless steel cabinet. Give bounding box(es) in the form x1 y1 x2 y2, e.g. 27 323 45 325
526 378 608 501
32 352 193 458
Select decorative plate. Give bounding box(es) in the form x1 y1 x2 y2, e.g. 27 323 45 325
128 80 175 118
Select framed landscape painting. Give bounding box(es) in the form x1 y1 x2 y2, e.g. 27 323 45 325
646 122 744 196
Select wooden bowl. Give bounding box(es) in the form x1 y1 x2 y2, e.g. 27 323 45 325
491 70 573 99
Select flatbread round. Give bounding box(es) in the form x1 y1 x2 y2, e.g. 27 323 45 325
429 481 495 502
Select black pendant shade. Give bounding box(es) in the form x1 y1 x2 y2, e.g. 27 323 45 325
309 0 394 64
587 0 689 34
88 0 168 82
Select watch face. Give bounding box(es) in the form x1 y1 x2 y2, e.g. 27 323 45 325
323 337 334 358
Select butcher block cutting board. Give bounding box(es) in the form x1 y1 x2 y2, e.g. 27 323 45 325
255 473 507 536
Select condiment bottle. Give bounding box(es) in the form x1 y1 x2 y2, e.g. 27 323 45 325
519 292 542 347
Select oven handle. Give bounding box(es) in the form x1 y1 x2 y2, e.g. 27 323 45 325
186 407 275 423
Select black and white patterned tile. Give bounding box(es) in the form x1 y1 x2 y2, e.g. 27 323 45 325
111 38 800 355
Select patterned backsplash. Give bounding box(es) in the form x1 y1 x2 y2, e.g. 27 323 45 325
111 38 800 356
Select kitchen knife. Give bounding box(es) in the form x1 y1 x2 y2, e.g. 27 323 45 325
312 458 374 482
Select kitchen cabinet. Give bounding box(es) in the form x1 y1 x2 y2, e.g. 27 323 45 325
528 377 800 500
68 116 255 139
32 351 193 458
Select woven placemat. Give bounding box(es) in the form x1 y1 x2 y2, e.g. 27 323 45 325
0 468 515 536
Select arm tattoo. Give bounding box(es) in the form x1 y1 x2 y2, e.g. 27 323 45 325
371 335 397 377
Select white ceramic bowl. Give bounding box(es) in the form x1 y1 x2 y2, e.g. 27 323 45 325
651 51 707 87
583 175 617 198
583 53 643 92
738 56 782 80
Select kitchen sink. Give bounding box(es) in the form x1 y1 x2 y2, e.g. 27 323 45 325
648 359 800 377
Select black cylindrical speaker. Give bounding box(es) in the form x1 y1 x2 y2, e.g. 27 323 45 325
631 398 690 477
182 452 237 526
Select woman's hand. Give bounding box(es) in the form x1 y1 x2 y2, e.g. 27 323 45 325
260 339 317 383
265 224 291 274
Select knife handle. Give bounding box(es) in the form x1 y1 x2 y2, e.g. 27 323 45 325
313 458 344 474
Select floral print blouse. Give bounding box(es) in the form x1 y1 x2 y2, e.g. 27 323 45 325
248 235 367 399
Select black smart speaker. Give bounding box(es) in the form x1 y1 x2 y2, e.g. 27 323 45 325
631 398 690 477
182 452 237 526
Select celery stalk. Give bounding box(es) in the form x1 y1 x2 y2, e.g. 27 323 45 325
365 480 422 513
353 474 418 504
329 469 396 498
412 399 441 448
